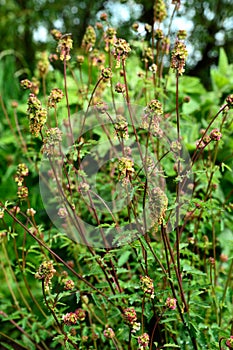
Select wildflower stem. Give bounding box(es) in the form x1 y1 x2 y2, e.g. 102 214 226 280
63 59 74 144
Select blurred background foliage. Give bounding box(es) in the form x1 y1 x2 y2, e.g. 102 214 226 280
0 0 233 90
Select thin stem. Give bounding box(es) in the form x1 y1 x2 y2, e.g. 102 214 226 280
0 203 116 306
175 72 181 276
63 59 74 144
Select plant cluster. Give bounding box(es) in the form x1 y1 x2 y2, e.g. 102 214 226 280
0 1 233 349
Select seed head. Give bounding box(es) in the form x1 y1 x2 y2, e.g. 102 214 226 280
104 27 117 51
114 115 128 140
145 99 163 116
100 12 108 21
177 30 187 40
155 29 164 40
64 279 75 290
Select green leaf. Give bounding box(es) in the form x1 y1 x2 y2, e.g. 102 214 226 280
118 250 131 267
162 344 181 348
218 48 229 75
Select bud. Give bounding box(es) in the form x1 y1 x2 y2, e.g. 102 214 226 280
103 327 115 339
26 208 36 216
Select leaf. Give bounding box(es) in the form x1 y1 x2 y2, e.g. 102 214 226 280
162 344 181 348
75 291 80 304
118 250 131 267
219 48 229 75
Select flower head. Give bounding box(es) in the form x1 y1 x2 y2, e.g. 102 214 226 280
113 38 131 68
64 279 75 290
48 88 64 108
140 275 155 299
154 0 167 22
57 33 73 61
35 260 56 291
171 40 188 75
226 94 233 108
75 308 86 321
26 208 36 217
210 128 222 141
138 333 150 348
226 336 233 349
63 312 78 325
166 297 177 310
82 26 96 51
149 187 168 226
